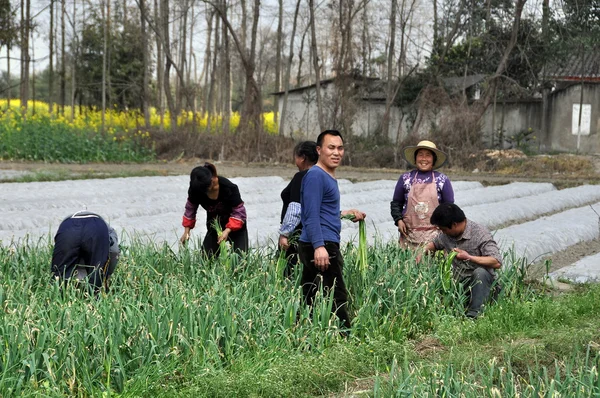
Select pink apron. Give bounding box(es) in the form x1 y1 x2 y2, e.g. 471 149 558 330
400 172 440 247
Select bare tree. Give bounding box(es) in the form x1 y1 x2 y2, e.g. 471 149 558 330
205 0 263 146
308 0 323 131
139 0 151 127
70 0 77 119
154 0 165 129
279 0 301 137
221 0 231 137
101 0 109 130
20 0 31 113
381 0 397 138
274 0 282 133
48 0 54 113
61 0 67 115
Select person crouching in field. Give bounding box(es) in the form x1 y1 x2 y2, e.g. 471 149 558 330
51 211 119 293
180 162 249 256
297 130 366 332
418 203 502 319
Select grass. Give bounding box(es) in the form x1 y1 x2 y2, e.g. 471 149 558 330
0 236 598 397
0 109 155 163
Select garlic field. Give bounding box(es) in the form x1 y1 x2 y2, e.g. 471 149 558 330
1 174 599 282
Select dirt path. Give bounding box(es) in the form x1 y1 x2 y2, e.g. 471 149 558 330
1 160 597 186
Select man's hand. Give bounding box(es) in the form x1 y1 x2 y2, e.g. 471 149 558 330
397 219 407 236
417 242 436 264
313 246 330 272
279 235 290 250
342 209 366 222
453 248 471 261
217 228 231 244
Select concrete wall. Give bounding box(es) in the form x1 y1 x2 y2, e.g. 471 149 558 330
546 83 600 153
277 82 600 153
481 100 542 148
276 85 412 142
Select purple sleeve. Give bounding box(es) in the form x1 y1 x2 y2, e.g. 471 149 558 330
440 177 454 204
392 177 406 202
230 202 247 222
182 198 199 228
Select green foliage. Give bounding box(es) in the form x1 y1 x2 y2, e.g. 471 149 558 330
0 236 598 396
438 18 545 91
0 112 154 162
76 6 146 110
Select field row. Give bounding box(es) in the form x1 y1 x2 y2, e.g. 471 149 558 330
1 175 600 279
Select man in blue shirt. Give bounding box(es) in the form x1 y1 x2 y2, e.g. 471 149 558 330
298 130 366 331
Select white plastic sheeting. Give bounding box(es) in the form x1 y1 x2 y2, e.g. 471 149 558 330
549 253 600 283
455 182 555 207
0 176 484 249
494 203 600 265
2 175 600 272
466 185 600 230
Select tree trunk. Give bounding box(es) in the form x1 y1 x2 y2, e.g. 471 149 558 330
60 0 66 115
221 0 231 137
540 0 550 149
160 0 177 131
308 0 324 132
477 0 527 113
107 0 112 124
382 0 397 138
20 0 30 113
48 0 54 114
201 10 213 116
279 0 301 137
102 0 107 131
274 0 282 134
296 26 307 87
155 0 165 130
139 0 151 128
70 0 76 120
178 0 188 113
207 13 220 129
240 0 247 52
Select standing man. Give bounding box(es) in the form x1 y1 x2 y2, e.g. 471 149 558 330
419 203 502 318
52 211 120 293
298 130 366 331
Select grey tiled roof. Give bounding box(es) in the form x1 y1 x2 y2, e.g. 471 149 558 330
545 50 600 80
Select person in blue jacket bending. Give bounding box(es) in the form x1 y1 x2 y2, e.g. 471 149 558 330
51 211 119 293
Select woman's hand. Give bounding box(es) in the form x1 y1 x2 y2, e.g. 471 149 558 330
397 219 407 236
217 228 231 244
279 235 290 250
180 228 191 244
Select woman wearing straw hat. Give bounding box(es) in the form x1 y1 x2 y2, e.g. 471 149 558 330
390 140 454 247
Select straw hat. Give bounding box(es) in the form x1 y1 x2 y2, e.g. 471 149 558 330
403 140 448 170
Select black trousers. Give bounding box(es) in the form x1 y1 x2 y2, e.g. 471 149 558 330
279 230 301 279
298 241 351 329
51 217 111 290
202 225 249 257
